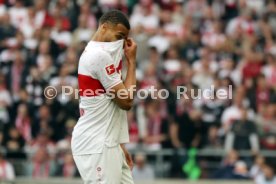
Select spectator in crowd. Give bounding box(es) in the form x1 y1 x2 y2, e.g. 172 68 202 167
132 152 155 181
262 52 276 89
23 67 46 107
6 50 28 100
130 0 160 33
2 126 26 159
255 159 276 184
212 150 240 179
55 152 78 178
26 147 56 178
78 1 97 30
170 107 202 149
192 47 218 90
0 152 15 180
220 87 255 135
231 161 250 180
248 74 273 112
72 14 95 46
203 125 222 149
32 104 54 140
250 154 266 180
56 119 75 153
15 103 32 143
142 98 171 151
56 119 75 163
255 103 276 150
225 108 259 152
180 30 202 64
37 55 57 82
170 85 204 177
11 89 34 125
8 0 28 29
0 13 16 41
27 132 56 158
125 111 139 150
0 73 12 128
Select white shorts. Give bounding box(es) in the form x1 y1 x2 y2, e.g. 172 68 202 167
73 145 134 184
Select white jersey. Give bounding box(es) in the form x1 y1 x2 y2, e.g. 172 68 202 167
71 39 129 156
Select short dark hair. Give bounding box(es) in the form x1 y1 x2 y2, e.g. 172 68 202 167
99 10 130 30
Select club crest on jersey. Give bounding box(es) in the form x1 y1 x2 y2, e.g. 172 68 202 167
105 64 116 75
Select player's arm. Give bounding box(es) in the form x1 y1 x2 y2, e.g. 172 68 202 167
109 38 137 111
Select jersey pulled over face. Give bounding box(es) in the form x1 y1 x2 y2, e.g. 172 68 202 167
71 39 129 155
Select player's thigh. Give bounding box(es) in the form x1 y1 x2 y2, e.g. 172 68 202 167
103 146 124 184
73 146 125 184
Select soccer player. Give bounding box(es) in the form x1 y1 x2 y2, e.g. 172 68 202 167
71 10 136 184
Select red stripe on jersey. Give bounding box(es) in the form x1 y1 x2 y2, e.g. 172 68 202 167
78 74 105 96
116 60 122 73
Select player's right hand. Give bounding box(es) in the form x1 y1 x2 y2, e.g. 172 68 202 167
124 38 137 64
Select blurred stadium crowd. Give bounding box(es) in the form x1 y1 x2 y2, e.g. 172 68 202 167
0 0 276 183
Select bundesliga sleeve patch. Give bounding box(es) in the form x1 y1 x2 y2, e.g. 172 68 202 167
105 64 116 75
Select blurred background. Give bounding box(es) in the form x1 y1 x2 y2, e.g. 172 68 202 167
0 0 276 183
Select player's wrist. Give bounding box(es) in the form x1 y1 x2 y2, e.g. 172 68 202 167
126 57 136 63
127 61 136 69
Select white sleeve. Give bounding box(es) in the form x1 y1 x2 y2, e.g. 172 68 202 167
92 50 122 90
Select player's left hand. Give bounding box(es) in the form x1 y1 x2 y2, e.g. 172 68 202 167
121 144 134 170
124 38 137 64
124 150 134 170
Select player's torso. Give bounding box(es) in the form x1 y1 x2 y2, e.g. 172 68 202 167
71 40 126 155
72 95 127 154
